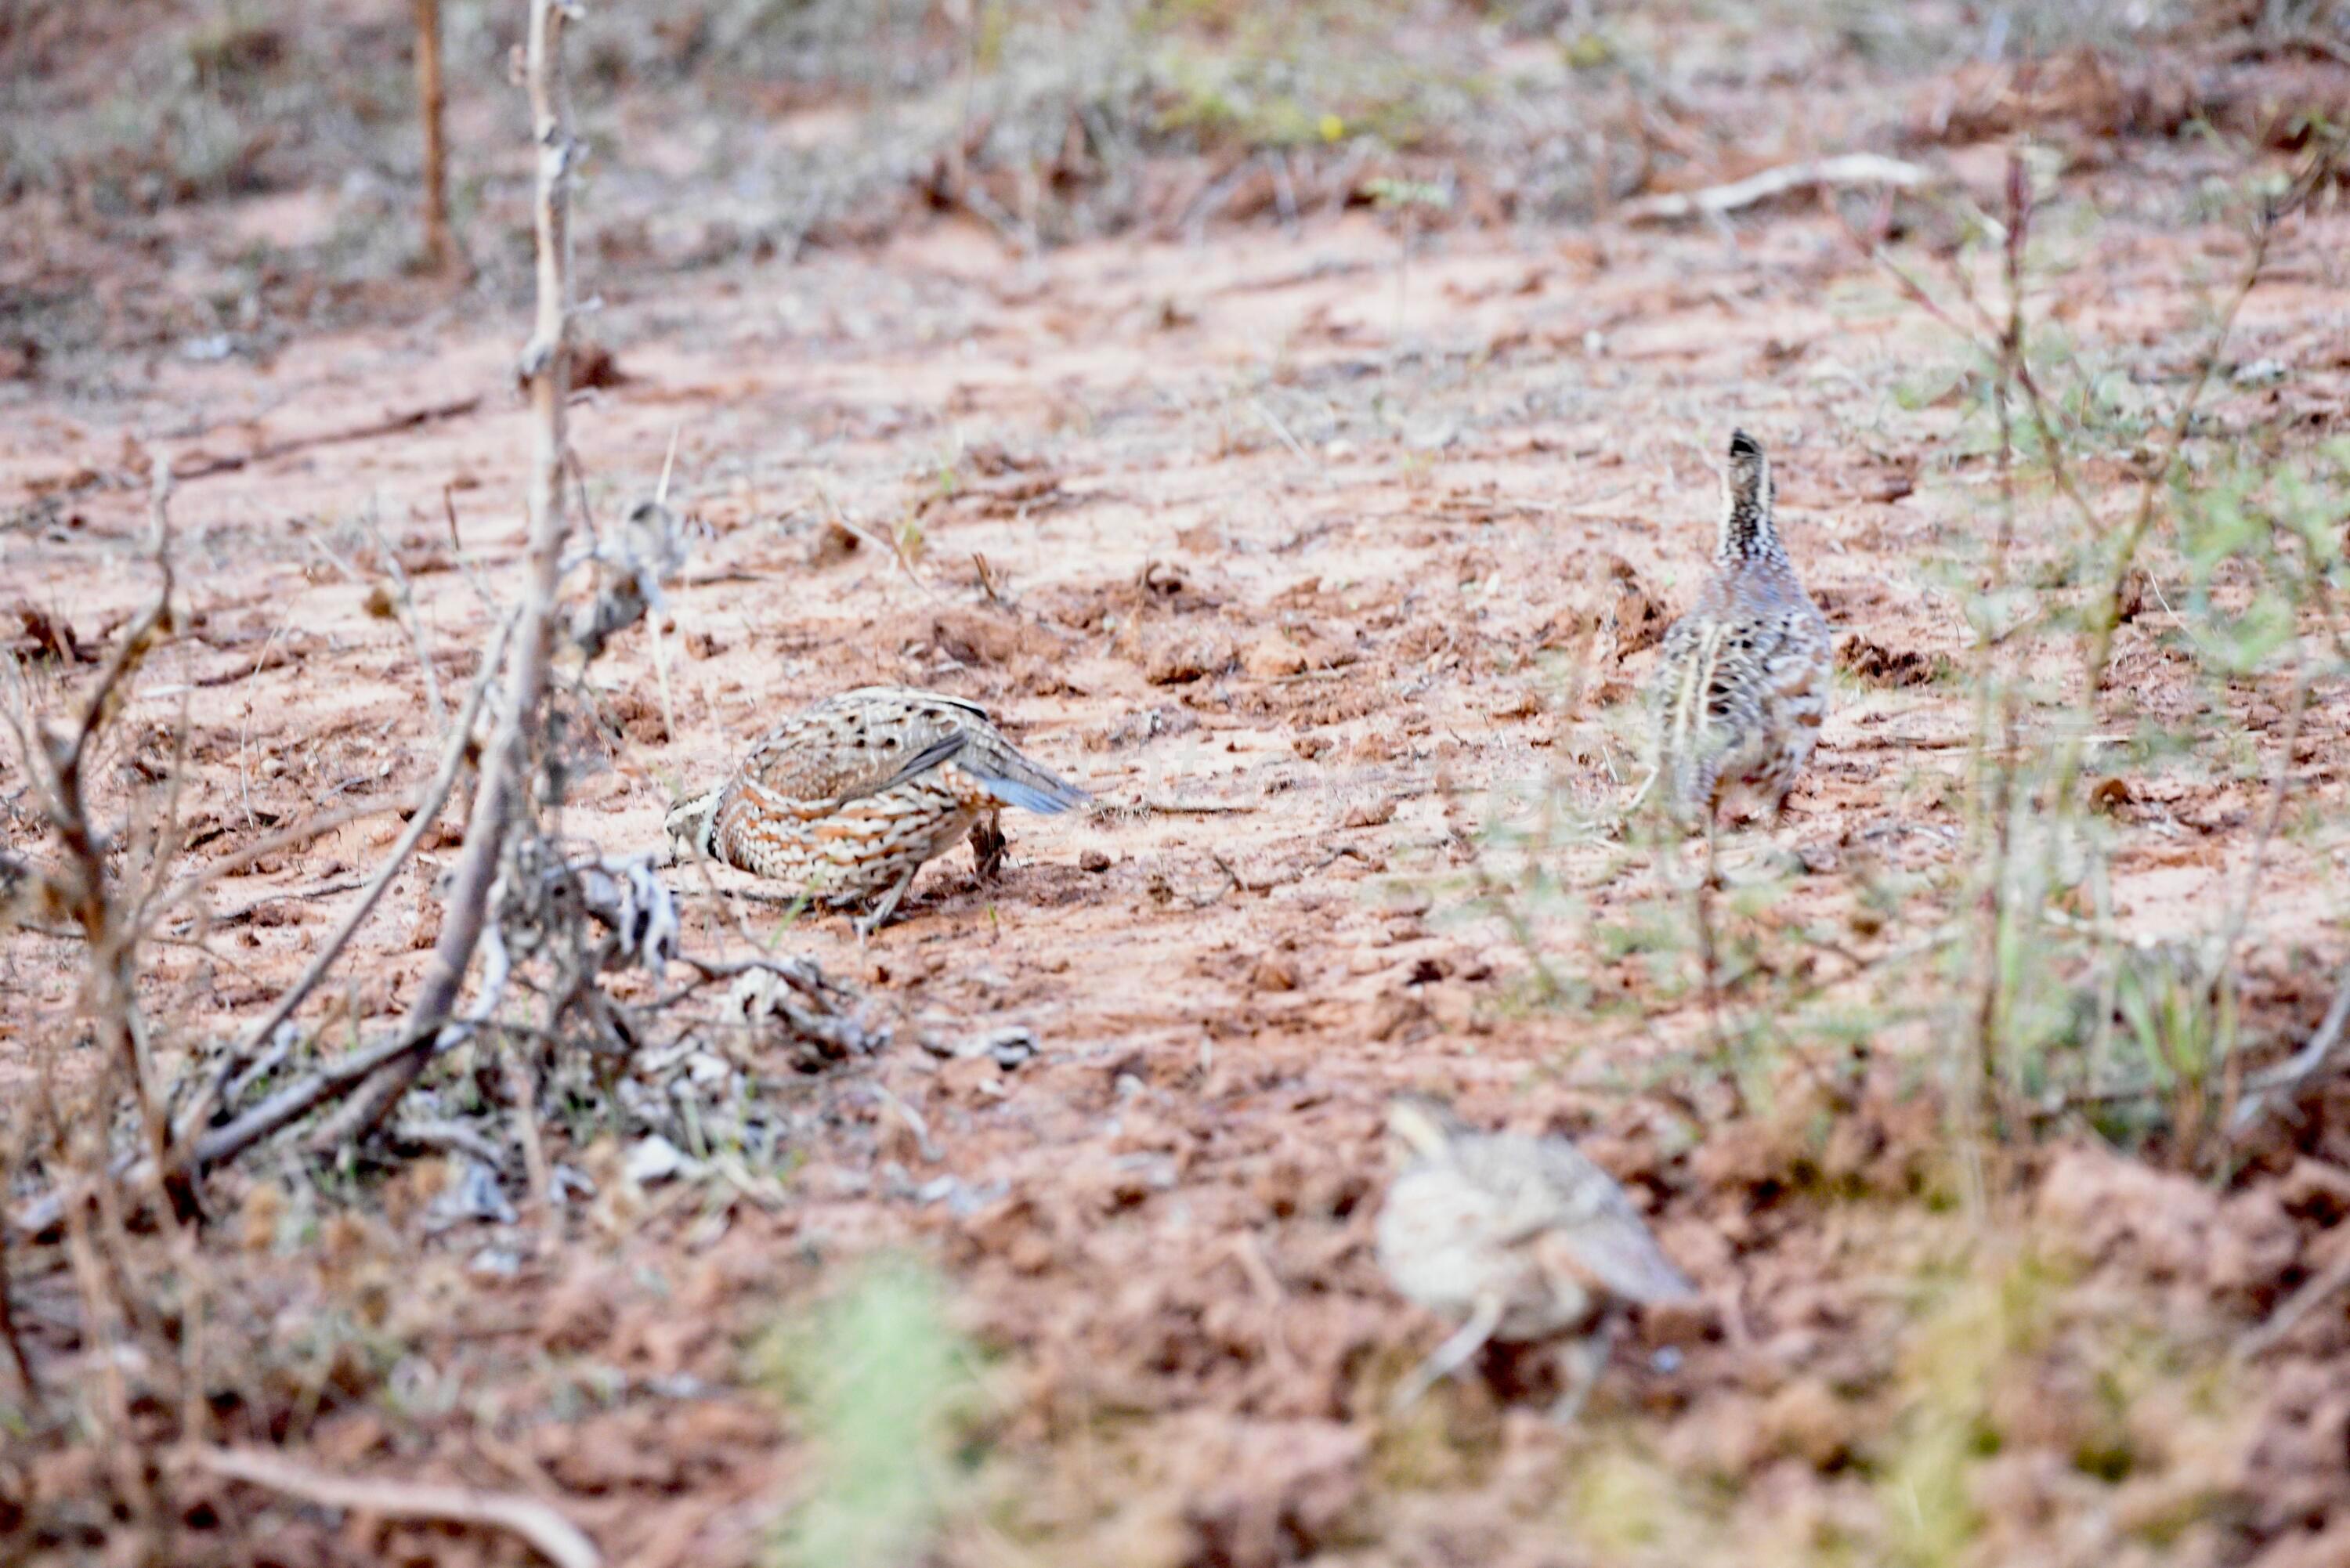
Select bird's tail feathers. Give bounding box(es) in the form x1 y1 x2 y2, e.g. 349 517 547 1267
968 747 1090 815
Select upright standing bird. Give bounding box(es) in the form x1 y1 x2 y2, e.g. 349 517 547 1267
664 687 1087 933
1375 1095 1695 1421
1645 429 1831 828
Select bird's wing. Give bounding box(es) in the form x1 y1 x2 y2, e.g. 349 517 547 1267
1759 597 1832 703
1543 1215 1697 1306
734 690 984 812
959 732 1090 815
1529 1142 1697 1306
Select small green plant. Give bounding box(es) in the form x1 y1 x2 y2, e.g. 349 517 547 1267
757 1258 980 1568
1365 174 1453 337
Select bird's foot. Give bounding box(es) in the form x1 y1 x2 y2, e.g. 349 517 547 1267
968 811 1007 883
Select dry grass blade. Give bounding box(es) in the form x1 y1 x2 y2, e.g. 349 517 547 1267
184 1447 601 1568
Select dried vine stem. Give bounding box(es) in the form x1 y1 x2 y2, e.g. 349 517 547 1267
318 0 583 1151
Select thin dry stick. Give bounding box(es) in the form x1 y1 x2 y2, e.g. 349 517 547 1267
186 1447 600 1568
2232 956 2350 1131
501 1036 554 1211
173 396 482 482
11 1010 468 1241
1685 829 1734 1074
1620 152 1929 223
357 501 446 732
1963 153 2033 1133
2234 1246 2350 1364
0 1219 34 1399
315 0 582 1151
170 610 517 1151
814 478 936 601
190 1018 464 1172
147 797 418 918
645 427 684 748
414 0 455 275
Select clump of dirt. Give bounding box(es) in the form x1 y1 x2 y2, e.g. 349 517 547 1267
1838 632 1948 688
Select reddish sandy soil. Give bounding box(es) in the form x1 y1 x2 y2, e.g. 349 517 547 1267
8 103 2350 1566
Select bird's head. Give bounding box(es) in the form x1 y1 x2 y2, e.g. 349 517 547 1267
1716 426 1778 561
1384 1093 1470 1164
663 789 722 865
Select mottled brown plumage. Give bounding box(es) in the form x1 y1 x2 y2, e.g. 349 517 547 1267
665 686 1086 931
1647 429 1832 827
1376 1096 1694 1419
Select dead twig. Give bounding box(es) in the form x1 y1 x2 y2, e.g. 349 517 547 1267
1620 154 1929 224
0 1220 34 1399
150 797 415 916
184 1447 600 1568
2234 1247 2350 1364
356 504 446 733
173 396 483 482
389 1118 509 1169
1137 797 1257 815
2232 956 2350 1131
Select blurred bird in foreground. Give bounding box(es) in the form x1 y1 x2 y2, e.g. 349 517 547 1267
1374 1094 1695 1421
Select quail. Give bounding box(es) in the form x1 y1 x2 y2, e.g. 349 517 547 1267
1374 1095 1694 1420
665 686 1087 933
1645 429 1831 828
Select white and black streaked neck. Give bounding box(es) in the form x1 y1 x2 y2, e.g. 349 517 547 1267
1715 428 1783 565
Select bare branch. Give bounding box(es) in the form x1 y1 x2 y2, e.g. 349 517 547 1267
169 609 518 1152
184 1447 600 1568
316 0 583 1150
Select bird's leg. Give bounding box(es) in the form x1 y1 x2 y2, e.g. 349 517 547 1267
1390 1294 1505 1416
1625 766 1660 814
852 864 920 942
968 810 1007 883
1546 1316 1618 1427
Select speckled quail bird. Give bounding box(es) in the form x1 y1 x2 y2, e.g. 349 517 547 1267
1375 1095 1694 1421
665 686 1087 933
1645 429 1831 828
